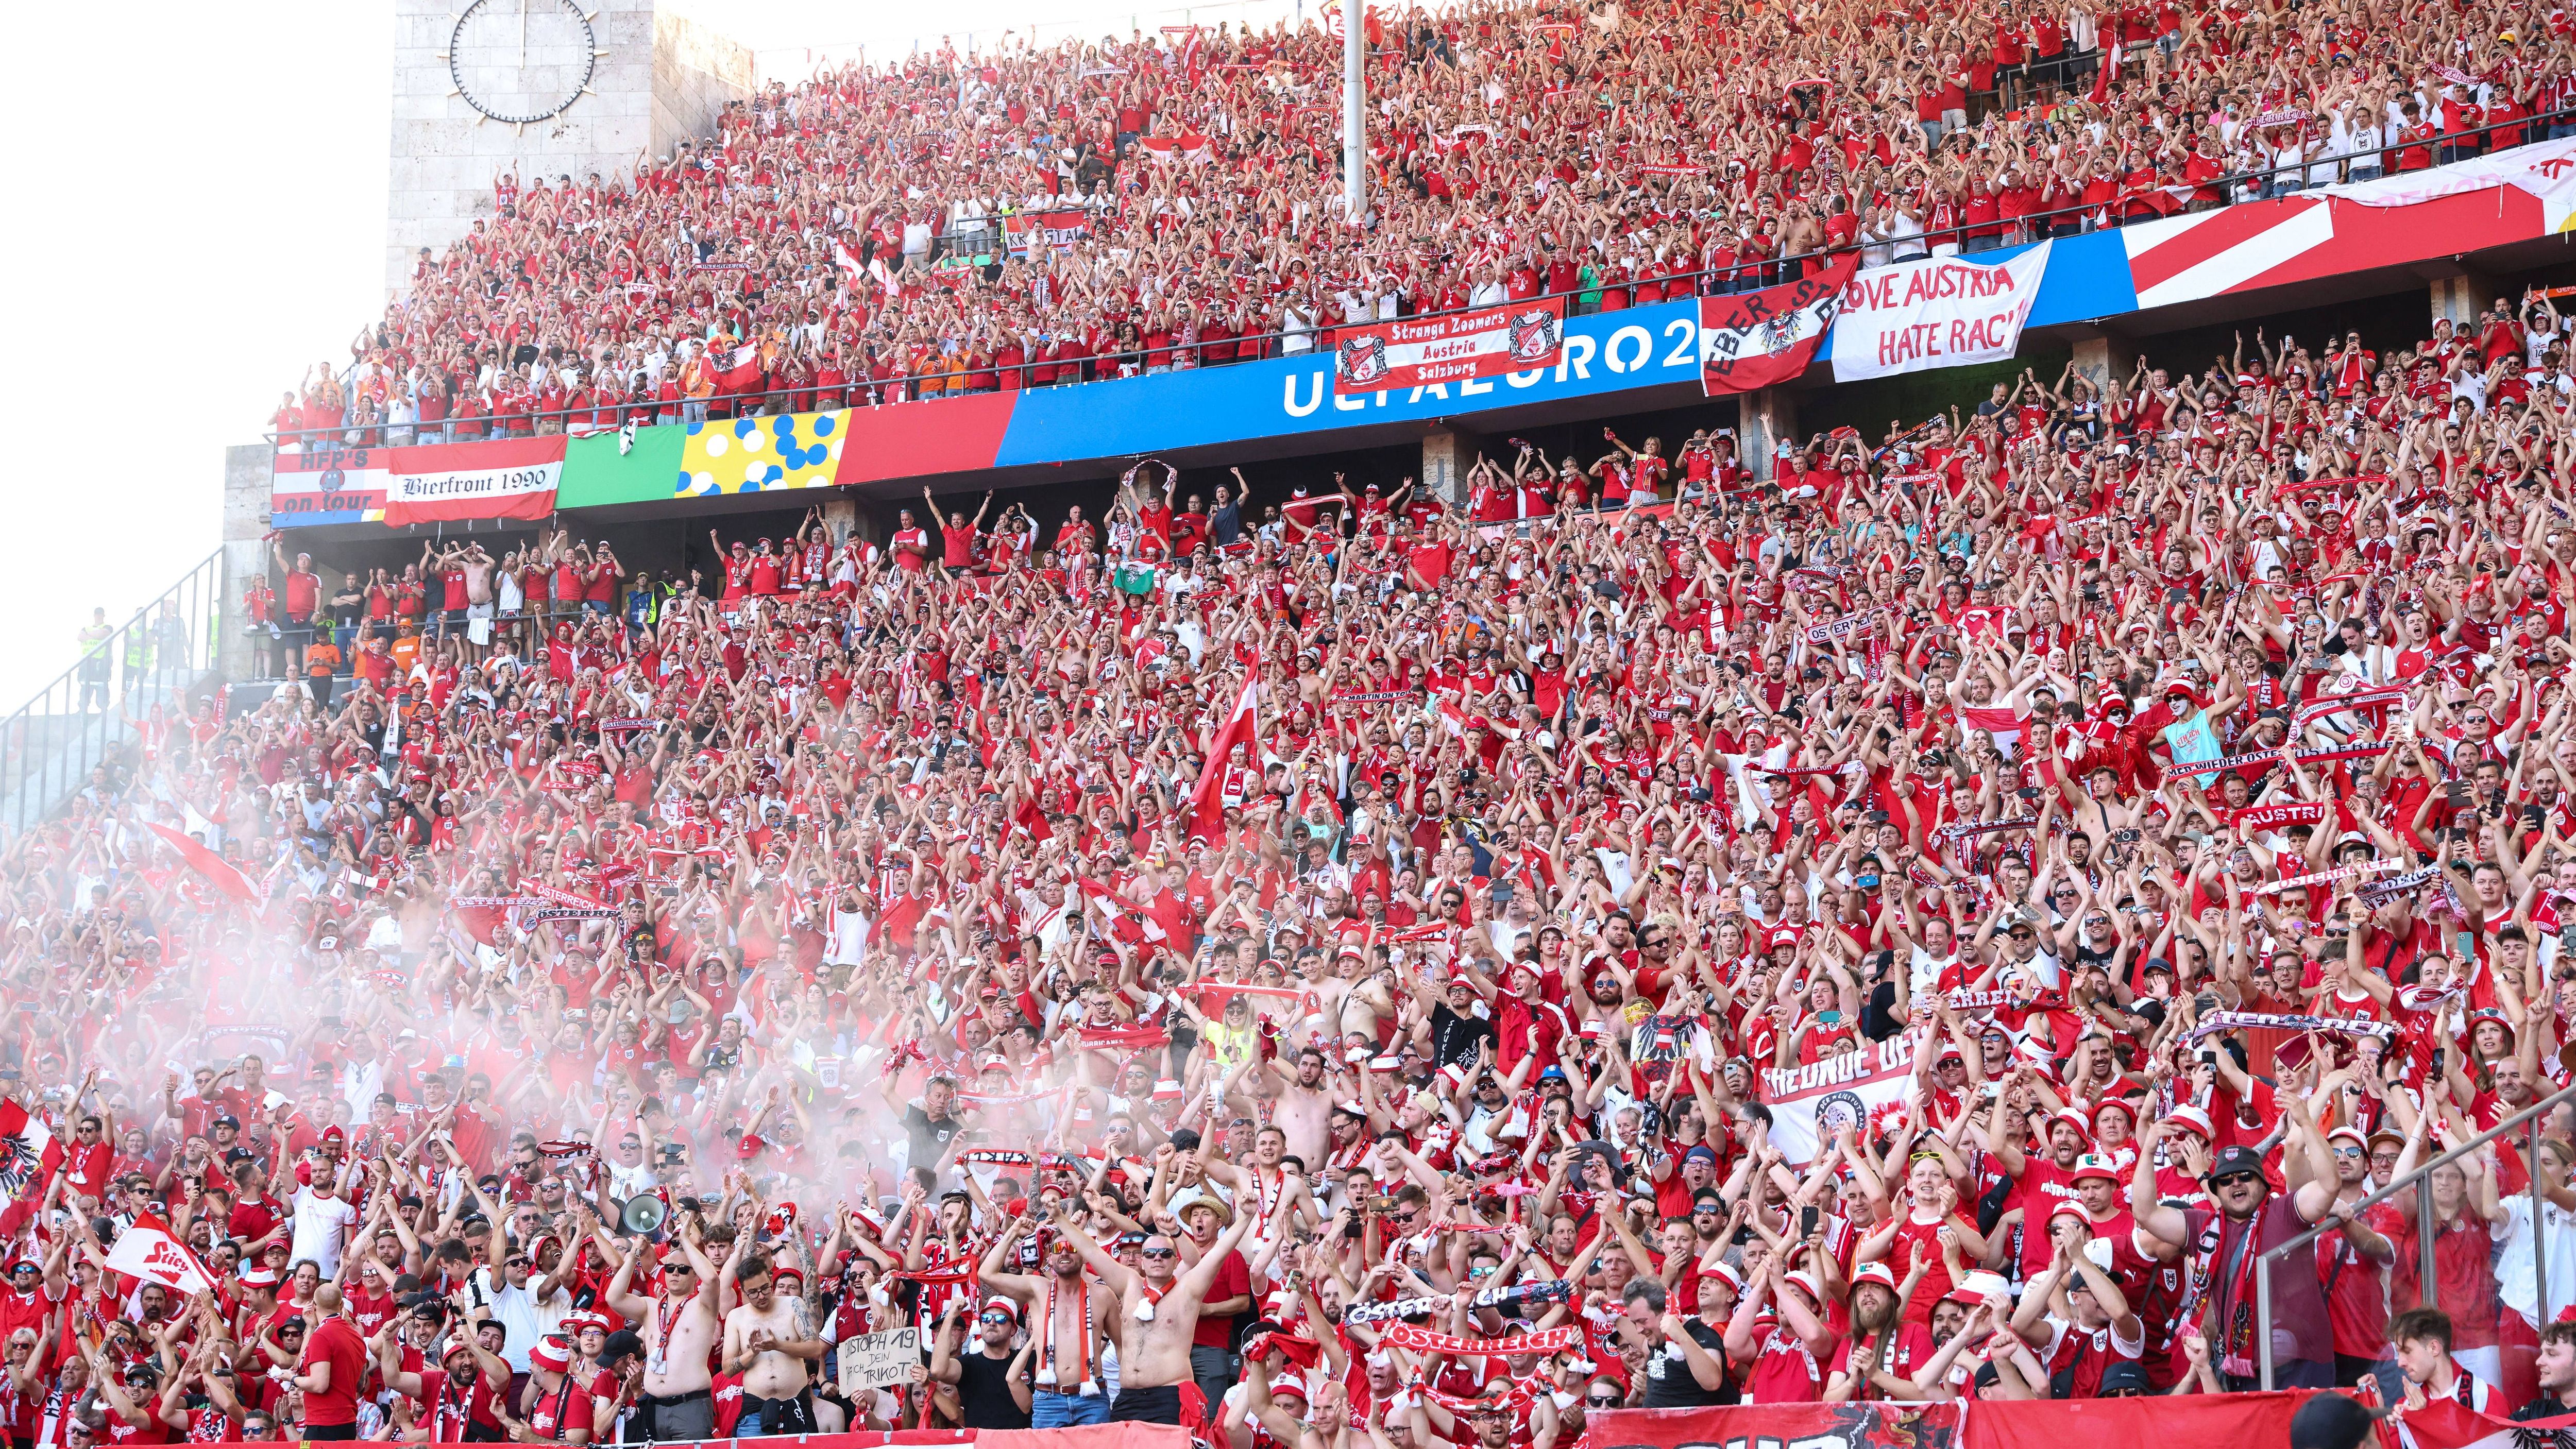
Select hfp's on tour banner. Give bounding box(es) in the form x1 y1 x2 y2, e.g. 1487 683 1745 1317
1336 297 1565 393
269 436 565 528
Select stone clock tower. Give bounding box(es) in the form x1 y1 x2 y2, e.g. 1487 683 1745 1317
386 0 754 296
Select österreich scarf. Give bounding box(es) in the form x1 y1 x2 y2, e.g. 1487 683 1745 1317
1378 1324 1583 1359
2253 859 2391 895
2294 686 2405 726
2235 803 2329 831
2186 1011 2397 1043
2358 865 2445 908
2168 744 2383 777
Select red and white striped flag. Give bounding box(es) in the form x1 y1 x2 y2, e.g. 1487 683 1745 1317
1162 25 1205 87
1075 878 1168 944
104 1211 216 1295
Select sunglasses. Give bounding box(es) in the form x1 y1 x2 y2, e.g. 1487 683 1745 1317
980 1312 1015 1325
2211 1171 2263 1190
1587 1396 1621 1408
1141 1247 1178 1259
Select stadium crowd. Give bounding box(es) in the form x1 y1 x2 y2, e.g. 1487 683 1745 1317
274 0 2576 444
25 275 2576 1448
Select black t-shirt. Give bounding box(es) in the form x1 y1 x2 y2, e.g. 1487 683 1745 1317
2513 1393 2576 1421
955 1348 1032 1429
1641 1320 1737 1408
904 1103 963 1174
1427 1004 1497 1069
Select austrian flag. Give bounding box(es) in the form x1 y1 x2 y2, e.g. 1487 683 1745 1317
1698 256 1854 396
2394 1395 2576 1449
0 1099 58 1196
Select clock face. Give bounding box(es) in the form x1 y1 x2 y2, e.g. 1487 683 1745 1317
446 0 600 125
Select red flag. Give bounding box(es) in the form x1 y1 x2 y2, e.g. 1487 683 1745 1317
1192 983 1313 1021
1697 254 1855 396
2390 1396 2575 1449
145 823 259 903
1188 669 1261 845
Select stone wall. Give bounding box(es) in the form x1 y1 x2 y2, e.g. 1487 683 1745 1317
217 445 276 684
385 1 748 298
652 10 756 161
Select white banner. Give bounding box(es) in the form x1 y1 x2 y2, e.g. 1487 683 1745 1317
380 437 564 526
2320 135 2576 232
1830 241 2053 381
1757 1029 1925 1167
836 1328 922 1393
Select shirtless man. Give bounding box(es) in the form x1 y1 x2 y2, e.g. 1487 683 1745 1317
721 1253 826 1436
1204 1126 1316 1249
1257 1050 1335 1174
1054 1196 1255 1424
978 1220 1119 1427
1317 953 1395 1050
602 1221 730 1441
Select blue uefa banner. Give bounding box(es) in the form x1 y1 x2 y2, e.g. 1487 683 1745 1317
990 232 2134 466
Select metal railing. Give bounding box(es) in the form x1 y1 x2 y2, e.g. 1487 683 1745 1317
2257 1077 2576 1388
0 551 224 840
268 104 2576 450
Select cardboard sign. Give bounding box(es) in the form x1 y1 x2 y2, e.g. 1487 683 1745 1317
836 1328 921 1393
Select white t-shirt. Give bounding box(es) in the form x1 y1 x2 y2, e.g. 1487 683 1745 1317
472 1266 552 1374
287 1187 358 1277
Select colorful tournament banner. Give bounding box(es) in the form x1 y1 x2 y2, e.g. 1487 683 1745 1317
1829 241 2052 381
1336 297 1565 393
679 411 850 496
1594 1401 1963 1449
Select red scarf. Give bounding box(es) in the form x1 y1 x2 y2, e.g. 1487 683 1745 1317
1033 1275 1100 1393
